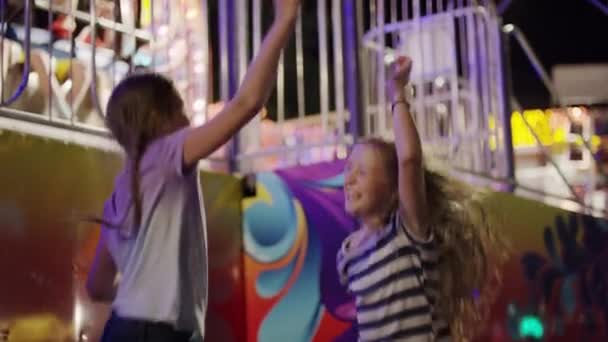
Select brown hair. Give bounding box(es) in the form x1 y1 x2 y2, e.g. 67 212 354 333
358 137 509 341
99 72 187 237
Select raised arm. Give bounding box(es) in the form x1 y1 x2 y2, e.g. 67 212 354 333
390 56 428 239
183 0 300 166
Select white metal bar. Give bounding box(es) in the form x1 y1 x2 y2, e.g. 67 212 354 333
150 0 156 71
249 0 262 150
403 0 410 19
0 110 118 151
47 0 54 120
368 0 377 135
490 11 507 177
465 9 480 171
163 0 171 72
332 0 346 138
361 6 486 43
0 0 5 102
413 0 427 140
34 4 153 41
235 0 251 165
448 10 461 164
428 4 440 142
120 0 137 57
421 129 492 145
476 12 492 172
253 0 262 54
376 0 386 136
219 1 229 101
237 0 248 83
110 5 117 88
356 0 370 137
89 0 104 119
317 0 329 134
295 8 305 119
69 0 75 123
200 0 210 122
277 52 285 138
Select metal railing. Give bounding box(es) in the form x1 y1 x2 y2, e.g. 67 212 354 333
360 1 512 181
0 0 212 160
357 1 606 216
230 0 351 172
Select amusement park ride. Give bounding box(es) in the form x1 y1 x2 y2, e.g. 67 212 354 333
0 0 607 341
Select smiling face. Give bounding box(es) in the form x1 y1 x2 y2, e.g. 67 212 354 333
343 144 396 220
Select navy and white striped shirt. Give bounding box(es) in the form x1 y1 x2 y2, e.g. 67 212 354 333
337 212 450 342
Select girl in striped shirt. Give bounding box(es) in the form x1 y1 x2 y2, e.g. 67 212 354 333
337 56 507 341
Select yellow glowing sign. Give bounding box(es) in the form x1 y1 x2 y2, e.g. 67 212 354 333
509 109 600 149
511 109 556 147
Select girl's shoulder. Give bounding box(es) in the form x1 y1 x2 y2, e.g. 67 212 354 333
341 229 365 252
338 228 377 264
337 230 358 262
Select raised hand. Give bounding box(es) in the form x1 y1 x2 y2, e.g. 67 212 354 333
390 56 413 88
388 56 412 101
273 0 301 21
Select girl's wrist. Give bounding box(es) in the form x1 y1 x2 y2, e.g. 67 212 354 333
391 100 410 113
390 83 408 101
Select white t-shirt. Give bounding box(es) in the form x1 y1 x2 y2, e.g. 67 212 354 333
101 127 207 338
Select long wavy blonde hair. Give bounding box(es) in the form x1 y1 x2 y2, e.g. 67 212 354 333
359 138 510 341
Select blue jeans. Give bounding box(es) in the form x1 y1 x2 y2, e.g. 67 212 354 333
101 312 193 342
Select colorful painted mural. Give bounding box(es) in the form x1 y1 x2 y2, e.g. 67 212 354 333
242 163 356 342
243 160 608 342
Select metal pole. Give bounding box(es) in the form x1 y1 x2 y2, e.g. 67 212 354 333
318 0 330 135
220 0 240 171
506 24 559 105
499 27 516 192
497 0 514 15
343 0 364 140
332 0 346 138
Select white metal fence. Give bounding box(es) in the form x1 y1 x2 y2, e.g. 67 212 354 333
0 0 211 153
360 0 511 179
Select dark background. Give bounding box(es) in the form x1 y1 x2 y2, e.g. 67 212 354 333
502 0 608 108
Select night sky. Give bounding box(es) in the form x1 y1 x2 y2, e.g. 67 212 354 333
502 0 608 108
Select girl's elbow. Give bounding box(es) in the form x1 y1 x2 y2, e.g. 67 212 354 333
86 278 112 302
86 281 104 302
